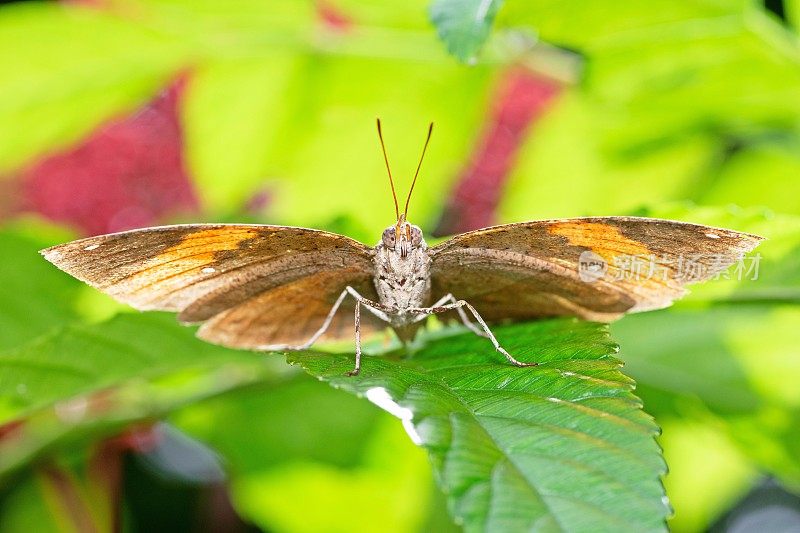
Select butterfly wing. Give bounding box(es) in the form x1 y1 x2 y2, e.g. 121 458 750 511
41 224 385 348
430 217 763 322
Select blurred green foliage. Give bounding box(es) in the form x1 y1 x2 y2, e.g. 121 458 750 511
0 0 799 531
179 388 435 533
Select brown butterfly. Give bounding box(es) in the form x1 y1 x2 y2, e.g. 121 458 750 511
41 120 763 375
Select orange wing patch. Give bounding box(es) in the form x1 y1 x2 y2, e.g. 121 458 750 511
548 221 652 261
112 228 260 296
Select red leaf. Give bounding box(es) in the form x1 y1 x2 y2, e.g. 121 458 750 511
21 78 199 236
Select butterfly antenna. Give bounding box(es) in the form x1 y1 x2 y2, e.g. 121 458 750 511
376 118 400 221
404 122 434 220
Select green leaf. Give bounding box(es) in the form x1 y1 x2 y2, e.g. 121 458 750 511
0 313 281 477
288 320 669 532
0 3 189 172
430 0 504 63
0 227 82 351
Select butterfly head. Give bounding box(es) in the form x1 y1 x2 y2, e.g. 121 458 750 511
376 118 433 260
381 215 425 259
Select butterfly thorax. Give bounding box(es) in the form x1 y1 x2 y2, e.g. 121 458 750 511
374 223 432 319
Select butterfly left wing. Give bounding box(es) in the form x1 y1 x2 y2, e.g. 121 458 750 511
429 217 763 322
41 224 386 348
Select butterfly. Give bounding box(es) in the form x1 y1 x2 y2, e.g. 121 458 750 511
41 120 763 375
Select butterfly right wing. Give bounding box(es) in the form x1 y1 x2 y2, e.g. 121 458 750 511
429 217 763 322
41 224 386 348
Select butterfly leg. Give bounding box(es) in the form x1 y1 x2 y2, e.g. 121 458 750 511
410 300 538 368
268 286 392 376
425 293 489 338
345 286 393 321
347 300 363 377
343 286 396 376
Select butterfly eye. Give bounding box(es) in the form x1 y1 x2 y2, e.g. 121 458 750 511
410 226 423 246
382 227 396 247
